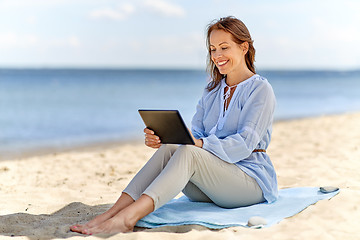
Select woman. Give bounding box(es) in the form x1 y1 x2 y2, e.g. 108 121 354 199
70 16 278 235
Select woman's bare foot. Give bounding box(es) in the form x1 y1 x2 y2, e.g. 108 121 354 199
70 192 135 234
70 211 113 233
82 214 135 235
81 194 155 235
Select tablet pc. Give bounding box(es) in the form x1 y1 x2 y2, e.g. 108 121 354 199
138 110 195 145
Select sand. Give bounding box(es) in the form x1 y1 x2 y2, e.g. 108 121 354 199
0 112 360 240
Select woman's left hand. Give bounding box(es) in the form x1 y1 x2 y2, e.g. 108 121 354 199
188 128 203 148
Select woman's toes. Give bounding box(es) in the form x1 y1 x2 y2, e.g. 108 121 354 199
70 225 79 231
82 227 97 235
70 224 86 233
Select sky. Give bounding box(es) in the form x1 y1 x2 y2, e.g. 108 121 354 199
0 0 359 70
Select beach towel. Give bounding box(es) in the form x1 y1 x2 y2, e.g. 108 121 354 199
136 187 339 229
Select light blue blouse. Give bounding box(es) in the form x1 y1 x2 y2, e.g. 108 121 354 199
191 74 278 203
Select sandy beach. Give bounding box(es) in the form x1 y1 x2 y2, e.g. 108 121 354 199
1 112 359 240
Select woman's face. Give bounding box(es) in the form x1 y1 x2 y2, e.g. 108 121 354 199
209 29 247 76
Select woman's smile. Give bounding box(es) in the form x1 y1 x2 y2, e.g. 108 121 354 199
217 60 229 67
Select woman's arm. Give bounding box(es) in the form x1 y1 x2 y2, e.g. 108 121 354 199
188 128 203 148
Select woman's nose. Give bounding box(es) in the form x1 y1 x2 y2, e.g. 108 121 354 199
212 51 222 59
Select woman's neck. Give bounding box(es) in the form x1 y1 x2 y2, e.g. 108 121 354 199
225 68 254 86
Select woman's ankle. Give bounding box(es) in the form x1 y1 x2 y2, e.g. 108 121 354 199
121 194 155 228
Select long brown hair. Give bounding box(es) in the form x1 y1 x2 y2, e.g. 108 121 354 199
206 16 256 91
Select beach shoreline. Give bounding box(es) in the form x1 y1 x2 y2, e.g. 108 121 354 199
0 137 143 162
0 112 359 239
2 110 359 162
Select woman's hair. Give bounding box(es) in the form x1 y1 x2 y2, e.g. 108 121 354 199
206 16 256 91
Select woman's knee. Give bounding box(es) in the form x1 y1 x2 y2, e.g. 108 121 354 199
158 144 179 154
171 145 211 170
175 145 202 157
146 144 179 169
155 144 179 160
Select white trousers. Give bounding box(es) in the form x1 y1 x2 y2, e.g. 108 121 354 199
123 144 265 210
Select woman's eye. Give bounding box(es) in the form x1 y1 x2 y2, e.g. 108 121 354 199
210 49 216 52
221 47 228 50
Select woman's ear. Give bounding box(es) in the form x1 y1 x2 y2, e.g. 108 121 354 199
241 42 249 54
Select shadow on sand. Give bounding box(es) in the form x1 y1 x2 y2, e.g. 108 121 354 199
0 202 111 239
0 202 211 239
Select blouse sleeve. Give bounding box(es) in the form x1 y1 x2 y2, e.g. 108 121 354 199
191 89 207 139
202 80 276 163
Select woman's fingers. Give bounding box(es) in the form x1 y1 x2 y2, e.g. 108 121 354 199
144 128 161 148
145 140 162 148
145 132 160 143
144 128 154 134
145 136 161 146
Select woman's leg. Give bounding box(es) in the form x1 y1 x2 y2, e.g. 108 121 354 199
184 149 265 208
71 144 178 233
122 144 179 201
78 142 179 235
143 145 264 210
182 181 212 202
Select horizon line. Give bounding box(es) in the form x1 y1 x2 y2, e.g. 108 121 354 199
1 66 360 72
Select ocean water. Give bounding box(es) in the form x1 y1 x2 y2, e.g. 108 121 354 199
1 68 360 158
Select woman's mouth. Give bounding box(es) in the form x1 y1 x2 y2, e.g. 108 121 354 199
217 60 228 67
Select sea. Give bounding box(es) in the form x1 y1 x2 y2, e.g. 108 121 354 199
1 68 360 158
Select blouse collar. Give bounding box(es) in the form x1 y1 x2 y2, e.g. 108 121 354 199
221 74 259 89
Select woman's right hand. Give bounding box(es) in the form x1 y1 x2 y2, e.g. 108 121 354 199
144 128 162 149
